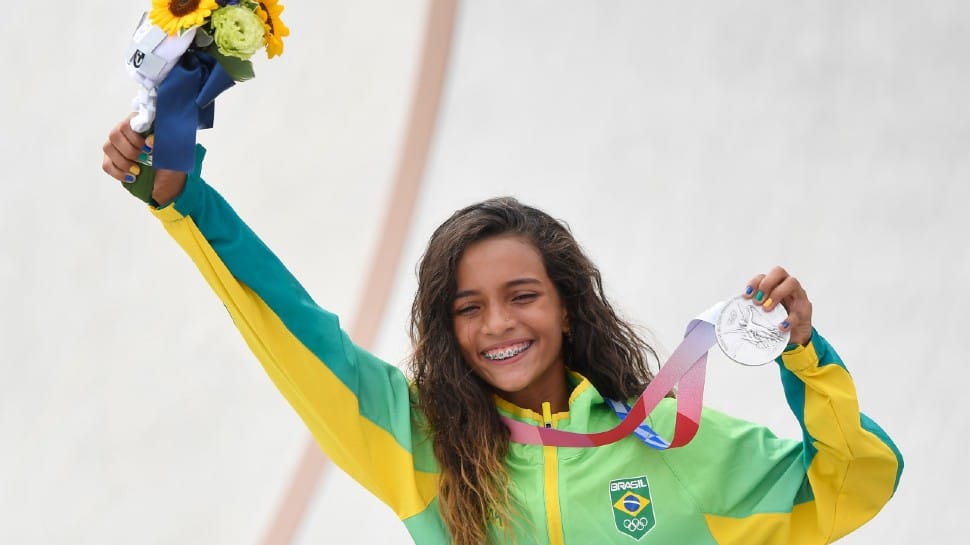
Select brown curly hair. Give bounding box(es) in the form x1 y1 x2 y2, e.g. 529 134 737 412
408 197 658 544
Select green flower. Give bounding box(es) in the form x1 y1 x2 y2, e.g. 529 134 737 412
210 5 265 60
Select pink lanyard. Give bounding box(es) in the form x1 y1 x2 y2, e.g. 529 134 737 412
501 312 718 449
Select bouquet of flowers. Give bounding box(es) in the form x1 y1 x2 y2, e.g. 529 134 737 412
148 0 288 75
123 0 288 201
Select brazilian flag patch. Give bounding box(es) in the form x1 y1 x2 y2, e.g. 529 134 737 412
609 475 656 540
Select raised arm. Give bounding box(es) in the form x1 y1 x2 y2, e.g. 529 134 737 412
658 269 903 544
101 120 440 522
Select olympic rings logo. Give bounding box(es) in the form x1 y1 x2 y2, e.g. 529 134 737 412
623 517 650 531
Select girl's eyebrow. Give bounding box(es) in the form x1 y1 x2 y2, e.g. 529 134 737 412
454 278 542 301
507 277 542 289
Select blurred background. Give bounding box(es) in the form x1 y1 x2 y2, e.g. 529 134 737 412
2 0 967 543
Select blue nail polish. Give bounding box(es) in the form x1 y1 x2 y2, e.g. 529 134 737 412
124 174 136 184
142 144 152 154
744 286 753 295
781 320 790 329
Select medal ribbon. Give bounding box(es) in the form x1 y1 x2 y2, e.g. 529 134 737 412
604 399 670 450
501 303 723 448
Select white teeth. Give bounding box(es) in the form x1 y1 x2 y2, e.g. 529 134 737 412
483 342 531 361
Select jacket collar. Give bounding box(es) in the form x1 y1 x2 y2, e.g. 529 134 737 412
493 370 601 427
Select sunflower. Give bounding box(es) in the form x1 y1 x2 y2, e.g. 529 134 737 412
150 0 220 36
255 0 290 58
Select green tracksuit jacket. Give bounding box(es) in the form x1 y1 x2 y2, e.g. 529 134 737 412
148 148 903 544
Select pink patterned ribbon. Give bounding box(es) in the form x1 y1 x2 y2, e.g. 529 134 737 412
501 306 721 448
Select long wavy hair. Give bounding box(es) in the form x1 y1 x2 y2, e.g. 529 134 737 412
408 197 659 544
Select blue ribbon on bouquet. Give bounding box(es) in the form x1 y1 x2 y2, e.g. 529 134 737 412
153 50 235 172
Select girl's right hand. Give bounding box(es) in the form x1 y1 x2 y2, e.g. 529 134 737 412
102 115 186 204
102 114 146 184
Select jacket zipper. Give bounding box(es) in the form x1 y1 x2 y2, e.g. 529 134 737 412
542 401 565 545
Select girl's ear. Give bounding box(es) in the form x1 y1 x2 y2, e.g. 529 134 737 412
562 311 574 344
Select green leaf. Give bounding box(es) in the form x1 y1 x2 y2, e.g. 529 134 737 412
206 45 256 82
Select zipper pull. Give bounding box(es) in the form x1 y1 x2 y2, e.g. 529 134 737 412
542 401 553 428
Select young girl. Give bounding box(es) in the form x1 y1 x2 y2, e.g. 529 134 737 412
102 117 902 545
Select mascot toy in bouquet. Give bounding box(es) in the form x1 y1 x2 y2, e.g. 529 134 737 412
122 0 288 203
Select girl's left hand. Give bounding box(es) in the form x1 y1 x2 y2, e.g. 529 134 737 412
743 266 813 346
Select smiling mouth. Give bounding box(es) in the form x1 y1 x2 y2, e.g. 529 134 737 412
481 341 533 361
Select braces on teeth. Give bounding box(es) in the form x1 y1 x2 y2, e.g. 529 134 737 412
484 343 530 360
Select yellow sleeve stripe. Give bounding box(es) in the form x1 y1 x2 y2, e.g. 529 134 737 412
705 503 822 545
155 210 438 519
703 332 901 545
797 362 900 541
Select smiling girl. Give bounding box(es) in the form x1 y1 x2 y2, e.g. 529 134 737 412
102 118 902 545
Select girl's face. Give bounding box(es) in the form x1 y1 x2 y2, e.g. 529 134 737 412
452 235 570 413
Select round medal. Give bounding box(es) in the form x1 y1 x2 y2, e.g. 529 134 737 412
714 296 791 366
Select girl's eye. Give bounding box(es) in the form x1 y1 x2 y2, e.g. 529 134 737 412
455 305 479 316
513 293 538 303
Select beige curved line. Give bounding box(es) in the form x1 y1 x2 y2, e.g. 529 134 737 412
257 1 458 544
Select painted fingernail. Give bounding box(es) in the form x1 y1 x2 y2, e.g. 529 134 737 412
128 164 141 175
763 297 773 308
755 290 764 302
123 174 136 184
137 152 150 164
781 320 790 329
744 286 753 296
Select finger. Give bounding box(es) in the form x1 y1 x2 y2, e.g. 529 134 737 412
101 149 144 183
102 114 150 182
743 274 766 300
102 137 144 184
780 301 813 342
101 135 131 179
119 115 151 157
101 152 128 182
752 265 790 307
786 285 813 331
107 119 145 163
779 312 798 333
763 275 799 313
777 282 813 342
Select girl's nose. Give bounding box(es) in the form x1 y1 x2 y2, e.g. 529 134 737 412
482 304 513 335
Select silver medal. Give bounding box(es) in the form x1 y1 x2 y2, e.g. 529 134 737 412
715 296 791 366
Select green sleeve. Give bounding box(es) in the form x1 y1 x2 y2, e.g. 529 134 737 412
660 330 902 544
147 146 439 519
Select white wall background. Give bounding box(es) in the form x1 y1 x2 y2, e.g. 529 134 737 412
2 1 967 544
